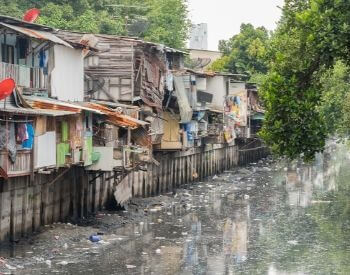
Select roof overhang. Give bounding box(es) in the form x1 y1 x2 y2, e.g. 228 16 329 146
0 22 73 48
23 96 104 114
0 107 76 117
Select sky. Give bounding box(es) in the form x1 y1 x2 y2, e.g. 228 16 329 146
187 0 285 51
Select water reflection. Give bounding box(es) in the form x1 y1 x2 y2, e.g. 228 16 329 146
2 142 350 274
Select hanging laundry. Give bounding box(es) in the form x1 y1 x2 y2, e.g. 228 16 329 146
39 50 48 68
0 123 17 163
17 123 28 142
22 123 34 149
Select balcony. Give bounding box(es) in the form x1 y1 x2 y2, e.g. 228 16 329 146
0 150 32 177
0 62 47 90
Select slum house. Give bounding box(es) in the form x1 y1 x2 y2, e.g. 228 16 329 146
0 16 146 177
158 70 259 150
0 15 96 177
164 71 251 148
159 69 214 150
246 83 264 137
56 30 186 165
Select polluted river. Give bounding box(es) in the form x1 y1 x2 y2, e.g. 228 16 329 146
1 141 350 274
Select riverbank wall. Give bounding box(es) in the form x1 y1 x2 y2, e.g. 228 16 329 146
0 141 268 243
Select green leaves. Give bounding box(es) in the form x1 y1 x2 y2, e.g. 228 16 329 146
259 0 350 160
0 0 190 49
209 23 269 77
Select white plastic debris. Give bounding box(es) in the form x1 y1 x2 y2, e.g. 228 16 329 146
57 261 68 266
5 264 17 270
126 265 136 269
156 249 161 254
287 240 298 245
45 260 52 267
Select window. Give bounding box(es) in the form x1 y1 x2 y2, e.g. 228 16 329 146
1 44 15 64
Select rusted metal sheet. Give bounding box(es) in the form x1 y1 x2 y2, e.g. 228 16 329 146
0 94 77 116
132 127 152 147
0 23 73 48
23 96 104 114
85 102 148 129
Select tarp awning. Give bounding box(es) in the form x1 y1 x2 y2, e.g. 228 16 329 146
0 22 73 48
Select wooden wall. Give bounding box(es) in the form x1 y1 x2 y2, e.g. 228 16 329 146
0 144 268 243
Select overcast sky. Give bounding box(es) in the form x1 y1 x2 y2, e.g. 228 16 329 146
187 0 285 50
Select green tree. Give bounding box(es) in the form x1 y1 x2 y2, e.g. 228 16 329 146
143 0 190 49
260 0 350 160
209 23 270 76
318 61 350 135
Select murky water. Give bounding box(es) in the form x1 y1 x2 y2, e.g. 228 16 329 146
2 141 350 274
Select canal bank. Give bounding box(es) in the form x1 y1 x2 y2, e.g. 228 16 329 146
0 140 268 243
1 140 350 274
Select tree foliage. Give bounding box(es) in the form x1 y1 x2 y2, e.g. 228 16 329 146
209 23 269 77
260 0 350 160
318 61 350 135
0 0 189 48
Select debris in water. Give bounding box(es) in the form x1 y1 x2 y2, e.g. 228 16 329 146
126 265 136 269
45 260 52 267
311 200 332 204
5 264 16 270
57 261 68 266
287 240 298 245
0 257 6 266
156 249 161 254
89 235 102 243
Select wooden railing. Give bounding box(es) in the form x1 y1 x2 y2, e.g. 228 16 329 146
0 150 32 177
0 62 47 90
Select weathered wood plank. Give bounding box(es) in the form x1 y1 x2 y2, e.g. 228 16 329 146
0 191 11 241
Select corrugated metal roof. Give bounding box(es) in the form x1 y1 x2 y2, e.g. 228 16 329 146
0 106 76 116
0 15 54 31
56 30 187 54
0 22 73 48
24 96 104 114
